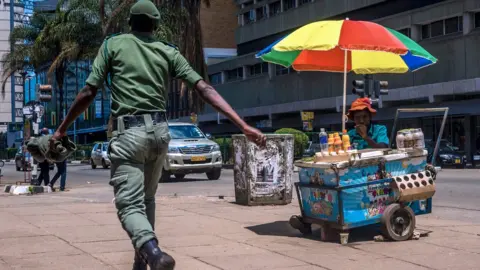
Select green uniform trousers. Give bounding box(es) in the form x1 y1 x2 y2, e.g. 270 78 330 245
108 115 170 250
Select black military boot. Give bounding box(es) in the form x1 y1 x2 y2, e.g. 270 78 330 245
139 239 175 270
132 251 147 270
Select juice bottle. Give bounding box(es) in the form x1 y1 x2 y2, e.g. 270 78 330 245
342 129 351 151
328 134 334 154
334 138 343 154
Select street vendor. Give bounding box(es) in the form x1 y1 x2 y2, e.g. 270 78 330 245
347 98 389 150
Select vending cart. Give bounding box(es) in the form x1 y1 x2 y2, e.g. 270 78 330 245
289 108 448 244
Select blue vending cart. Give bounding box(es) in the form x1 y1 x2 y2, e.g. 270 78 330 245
290 108 448 245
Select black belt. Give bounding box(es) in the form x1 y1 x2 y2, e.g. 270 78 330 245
112 112 167 131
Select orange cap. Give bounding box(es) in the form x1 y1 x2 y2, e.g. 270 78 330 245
347 98 376 120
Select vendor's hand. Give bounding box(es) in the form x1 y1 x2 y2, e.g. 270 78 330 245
355 125 368 139
49 130 66 151
242 125 266 147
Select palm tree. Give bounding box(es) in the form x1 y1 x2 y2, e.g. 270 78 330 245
1 11 53 94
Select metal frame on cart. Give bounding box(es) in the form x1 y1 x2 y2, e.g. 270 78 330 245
389 108 449 168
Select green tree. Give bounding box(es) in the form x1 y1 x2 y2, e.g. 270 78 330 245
275 128 309 158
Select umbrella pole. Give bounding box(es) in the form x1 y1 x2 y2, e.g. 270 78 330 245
342 50 348 132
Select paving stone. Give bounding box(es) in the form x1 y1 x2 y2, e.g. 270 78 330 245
172 242 269 258
73 240 133 254
0 235 82 257
1 254 114 270
198 252 306 270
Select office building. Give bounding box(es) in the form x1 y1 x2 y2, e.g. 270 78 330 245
188 0 480 161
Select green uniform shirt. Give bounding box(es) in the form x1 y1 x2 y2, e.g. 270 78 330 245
86 32 203 117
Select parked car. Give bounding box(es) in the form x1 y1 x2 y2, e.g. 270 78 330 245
15 147 54 171
426 139 467 168
90 142 111 169
162 122 222 182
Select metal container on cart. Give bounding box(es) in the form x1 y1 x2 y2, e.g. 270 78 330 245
232 134 294 206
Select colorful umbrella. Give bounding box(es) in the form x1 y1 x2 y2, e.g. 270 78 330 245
256 19 438 131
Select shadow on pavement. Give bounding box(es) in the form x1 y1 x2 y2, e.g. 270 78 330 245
245 220 383 244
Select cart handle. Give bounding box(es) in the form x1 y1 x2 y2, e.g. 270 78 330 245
389 107 449 168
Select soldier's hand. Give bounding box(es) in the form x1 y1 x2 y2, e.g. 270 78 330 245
49 130 66 152
242 125 266 147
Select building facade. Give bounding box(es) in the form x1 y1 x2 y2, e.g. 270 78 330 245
32 0 240 144
0 0 26 142
185 0 480 161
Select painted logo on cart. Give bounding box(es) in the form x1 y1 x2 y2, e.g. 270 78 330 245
360 183 394 218
309 190 334 216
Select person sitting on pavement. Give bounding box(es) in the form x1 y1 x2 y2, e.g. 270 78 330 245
347 98 389 150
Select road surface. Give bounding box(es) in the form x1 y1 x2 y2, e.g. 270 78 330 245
2 163 480 222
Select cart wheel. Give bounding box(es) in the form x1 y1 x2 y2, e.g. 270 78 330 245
381 203 416 241
289 215 312 235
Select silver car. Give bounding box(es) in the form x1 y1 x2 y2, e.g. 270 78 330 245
162 122 222 181
90 142 111 169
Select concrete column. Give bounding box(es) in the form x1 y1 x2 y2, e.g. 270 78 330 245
242 66 248 80
265 4 270 18
280 0 284 12
410 25 421 41
463 12 474 35
268 63 275 80
295 0 299 7
220 71 227 84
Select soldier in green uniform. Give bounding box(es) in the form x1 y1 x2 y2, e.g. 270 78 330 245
50 1 265 270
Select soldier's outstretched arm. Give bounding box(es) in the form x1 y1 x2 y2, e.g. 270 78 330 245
54 84 98 137
52 41 108 140
194 80 265 146
171 51 265 146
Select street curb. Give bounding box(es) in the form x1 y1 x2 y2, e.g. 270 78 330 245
3 184 51 195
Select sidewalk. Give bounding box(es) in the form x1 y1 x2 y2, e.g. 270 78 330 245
0 190 479 270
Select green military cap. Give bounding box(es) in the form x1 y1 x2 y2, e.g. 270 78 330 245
130 0 160 21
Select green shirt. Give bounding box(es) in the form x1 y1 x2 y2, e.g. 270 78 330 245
347 124 389 150
86 32 203 117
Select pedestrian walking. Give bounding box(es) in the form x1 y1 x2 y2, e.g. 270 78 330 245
49 1 266 270
49 159 67 191
36 128 51 186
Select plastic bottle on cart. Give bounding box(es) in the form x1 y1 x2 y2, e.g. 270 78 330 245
342 130 351 151
404 130 414 149
396 131 405 150
328 134 334 154
334 133 343 154
319 128 328 155
413 128 425 149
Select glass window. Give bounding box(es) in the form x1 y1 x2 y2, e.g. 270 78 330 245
445 16 461 34
269 1 281 17
209 73 222 85
299 0 311 6
249 63 268 76
102 143 108 152
430 20 444 37
226 67 243 82
243 10 255 24
397 28 411 38
421 24 430 39
283 0 296 11
169 125 205 139
256 6 267 21
475 12 480 29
